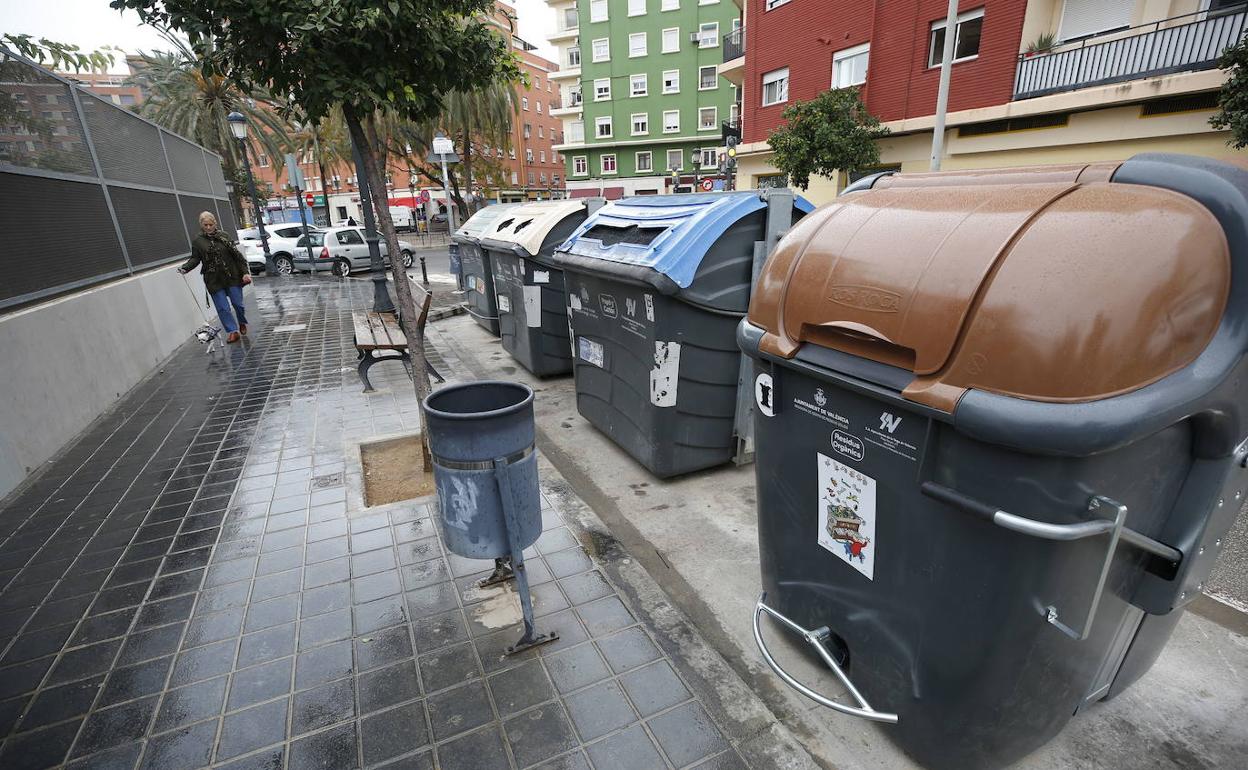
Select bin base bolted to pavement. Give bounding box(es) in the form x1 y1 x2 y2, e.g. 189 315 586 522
423 381 558 655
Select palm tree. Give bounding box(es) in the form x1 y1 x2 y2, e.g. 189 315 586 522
441 81 516 216
128 31 292 223
290 107 352 221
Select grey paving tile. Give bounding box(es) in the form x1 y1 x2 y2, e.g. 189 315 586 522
184 607 245 648
576 596 633 638
419 642 481 693
504 702 579 767
304 556 350 589
227 656 293 711
216 692 289 759
216 746 284 770
72 695 159 758
584 723 666 770
544 547 592 579
351 547 397 578
597 626 661 674
299 607 353 650
138 718 217 770
66 740 143 770
361 701 430 766
250 568 303 601
354 624 414 671
2 719 84 770
544 642 610 694
98 655 174 707
426 680 494 741
302 582 352 617
620 660 692 718
238 621 297 666
564 679 636 741
557 571 613 607
291 677 356 735
647 702 729 768
691 750 749 770
435 724 510 770
20 674 104 730
289 720 359 770
153 675 228 731
411 608 468 652
244 594 300 632
295 639 354 691
171 638 237 687
358 659 422 715
353 593 407 635
352 569 402 604
396 537 441 566
488 658 555 717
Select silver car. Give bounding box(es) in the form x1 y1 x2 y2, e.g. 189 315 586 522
292 226 418 277
239 224 322 274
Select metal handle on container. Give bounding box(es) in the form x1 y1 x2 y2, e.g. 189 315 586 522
753 594 899 724
920 481 1183 640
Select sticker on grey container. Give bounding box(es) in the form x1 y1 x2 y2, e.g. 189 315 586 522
600 294 618 318
793 387 850 429
578 337 604 368
496 293 511 313
817 453 876 580
620 294 649 339
649 341 681 407
523 286 542 328
864 410 920 463
755 373 775 417
832 430 864 462
532 269 550 284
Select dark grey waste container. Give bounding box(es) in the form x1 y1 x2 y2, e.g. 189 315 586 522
553 191 812 478
740 154 1248 769
424 381 555 652
482 200 598 377
453 204 522 335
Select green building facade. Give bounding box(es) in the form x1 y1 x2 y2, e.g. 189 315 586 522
560 0 739 194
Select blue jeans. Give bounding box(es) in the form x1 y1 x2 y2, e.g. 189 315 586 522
209 285 247 333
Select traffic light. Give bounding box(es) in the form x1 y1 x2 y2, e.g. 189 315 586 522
721 120 741 146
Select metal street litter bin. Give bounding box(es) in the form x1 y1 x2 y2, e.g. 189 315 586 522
481 200 602 377
424 381 557 653
740 154 1248 769
554 191 812 477
452 204 521 333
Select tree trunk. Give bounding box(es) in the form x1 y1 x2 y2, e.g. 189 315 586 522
342 105 433 465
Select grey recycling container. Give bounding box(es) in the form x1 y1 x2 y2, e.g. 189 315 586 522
740 154 1248 770
481 200 599 377
453 203 521 335
553 191 812 478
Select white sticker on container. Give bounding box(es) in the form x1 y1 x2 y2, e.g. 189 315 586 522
817 454 876 581
497 293 511 313
644 293 655 322
649 341 681 407
569 293 582 311
532 270 550 284
474 276 485 294
755 373 775 417
523 285 542 328
578 337 604 368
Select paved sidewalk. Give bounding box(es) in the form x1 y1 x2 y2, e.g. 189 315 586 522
0 276 801 769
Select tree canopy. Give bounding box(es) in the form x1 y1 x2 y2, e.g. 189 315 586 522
1211 32 1248 149
766 88 889 191
2 34 115 72
108 0 520 127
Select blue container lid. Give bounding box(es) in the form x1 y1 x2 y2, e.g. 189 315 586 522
556 192 813 289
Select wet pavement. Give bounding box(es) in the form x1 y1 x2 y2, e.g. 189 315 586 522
0 275 768 769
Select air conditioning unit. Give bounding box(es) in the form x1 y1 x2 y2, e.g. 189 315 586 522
689 32 702 44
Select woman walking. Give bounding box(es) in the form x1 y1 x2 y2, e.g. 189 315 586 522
180 211 252 343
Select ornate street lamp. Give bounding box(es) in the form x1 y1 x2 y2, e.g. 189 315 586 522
227 111 274 274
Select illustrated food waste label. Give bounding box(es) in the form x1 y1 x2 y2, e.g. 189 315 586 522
817 453 877 580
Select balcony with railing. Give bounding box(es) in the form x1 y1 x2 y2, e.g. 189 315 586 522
1014 5 1246 100
723 28 745 62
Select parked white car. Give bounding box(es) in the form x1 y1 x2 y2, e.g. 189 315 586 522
389 206 417 232
238 224 322 275
291 227 419 277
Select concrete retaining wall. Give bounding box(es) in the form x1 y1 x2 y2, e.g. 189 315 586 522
0 265 207 499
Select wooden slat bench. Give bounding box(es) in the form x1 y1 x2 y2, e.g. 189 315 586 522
352 281 444 393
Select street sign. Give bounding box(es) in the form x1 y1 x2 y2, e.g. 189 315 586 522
699 178 714 192
304 192 315 207
432 136 454 155
420 189 431 203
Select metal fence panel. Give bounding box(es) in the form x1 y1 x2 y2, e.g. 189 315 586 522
79 95 173 188
0 173 126 306
165 131 213 194
110 186 191 268
0 60 95 175
1 49 234 311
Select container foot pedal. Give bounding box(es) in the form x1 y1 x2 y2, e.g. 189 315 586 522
507 629 559 655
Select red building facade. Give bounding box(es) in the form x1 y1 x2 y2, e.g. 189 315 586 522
742 0 1027 145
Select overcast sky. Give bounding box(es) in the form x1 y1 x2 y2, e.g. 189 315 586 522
1 0 557 71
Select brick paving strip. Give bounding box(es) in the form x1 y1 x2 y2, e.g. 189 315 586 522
0 275 812 770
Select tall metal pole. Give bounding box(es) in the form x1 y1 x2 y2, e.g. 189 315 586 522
238 138 274 274
293 184 316 271
351 140 396 314
440 156 458 234
930 0 960 171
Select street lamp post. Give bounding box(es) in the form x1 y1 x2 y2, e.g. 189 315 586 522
350 140 396 314
406 172 429 285
227 111 274 274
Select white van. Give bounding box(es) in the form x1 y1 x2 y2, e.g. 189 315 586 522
388 206 416 232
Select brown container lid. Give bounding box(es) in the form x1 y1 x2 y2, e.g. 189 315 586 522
748 168 1230 412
